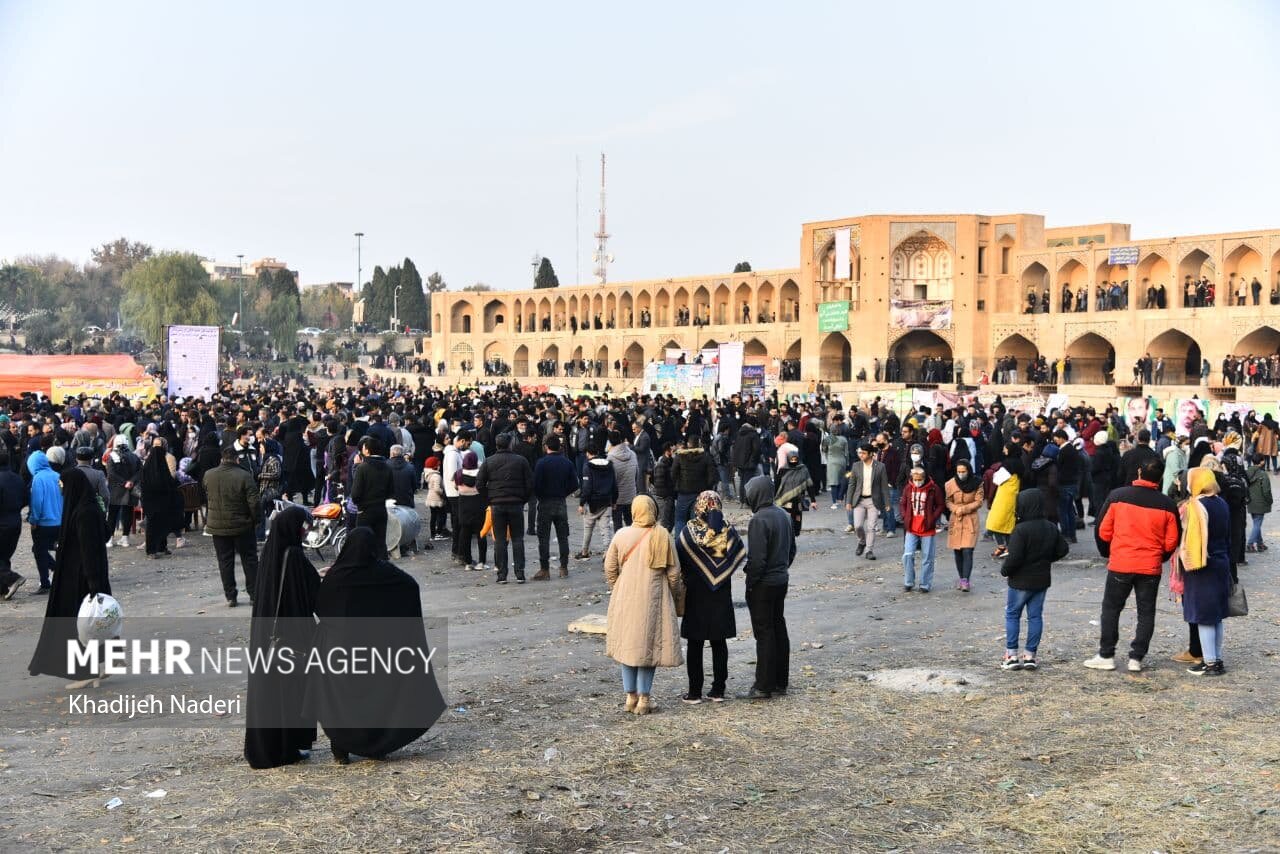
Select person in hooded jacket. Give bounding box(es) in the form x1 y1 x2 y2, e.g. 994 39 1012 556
740 475 795 700
607 430 639 531
245 505 320 769
27 467 112 687
27 447 64 591
577 444 618 560
999 488 1068 671
731 420 762 503
1219 434 1249 567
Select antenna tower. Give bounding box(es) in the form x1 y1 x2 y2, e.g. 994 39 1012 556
592 153 611 284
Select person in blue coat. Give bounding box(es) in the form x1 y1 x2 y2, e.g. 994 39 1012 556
27 447 65 592
1178 467 1233 677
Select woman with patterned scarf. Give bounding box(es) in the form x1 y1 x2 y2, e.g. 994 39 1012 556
676 491 745 704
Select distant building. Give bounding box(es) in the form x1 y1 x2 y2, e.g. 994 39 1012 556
302 281 355 300
201 256 300 285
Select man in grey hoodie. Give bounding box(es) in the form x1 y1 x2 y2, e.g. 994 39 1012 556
741 475 796 700
607 430 638 533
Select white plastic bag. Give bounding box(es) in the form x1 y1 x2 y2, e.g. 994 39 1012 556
77 593 124 645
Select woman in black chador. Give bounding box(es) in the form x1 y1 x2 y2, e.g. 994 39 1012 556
245 505 320 770
28 467 113 687
308 527 446 765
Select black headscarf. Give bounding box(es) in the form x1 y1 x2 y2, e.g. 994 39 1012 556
245 505 321 770
306 527 446 760
28 467 112 679
141 441 177 495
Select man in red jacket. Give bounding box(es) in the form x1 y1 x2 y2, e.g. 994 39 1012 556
899 465 944 593
1085 458 1181 672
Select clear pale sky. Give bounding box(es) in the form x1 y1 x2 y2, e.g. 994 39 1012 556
2 1 1277 290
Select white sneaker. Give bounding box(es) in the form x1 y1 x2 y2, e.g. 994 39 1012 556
105 539 115 549
884 531 896 539
1083 655 1116 671
120 536 129 548
1127 658 1143 673
830 503 839 511
843 524 854 533
175 537 187 549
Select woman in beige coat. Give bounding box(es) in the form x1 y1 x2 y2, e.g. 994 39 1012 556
944 459 984 592
604 495 684 715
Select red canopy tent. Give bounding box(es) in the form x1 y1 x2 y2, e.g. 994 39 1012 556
0 355 149 398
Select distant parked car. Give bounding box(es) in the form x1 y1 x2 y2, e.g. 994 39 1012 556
82 325 103 335
298 327 323 336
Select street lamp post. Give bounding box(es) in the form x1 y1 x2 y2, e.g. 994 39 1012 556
393 284 402 331
236 253 244 332
354 232 364 332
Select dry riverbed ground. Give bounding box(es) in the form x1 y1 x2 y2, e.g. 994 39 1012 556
1 504 1278 852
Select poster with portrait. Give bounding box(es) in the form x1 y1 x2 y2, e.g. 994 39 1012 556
890 299 952 330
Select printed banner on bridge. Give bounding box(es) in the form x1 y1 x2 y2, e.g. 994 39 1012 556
1108 246 1140 265
817 300 850 332
889 299 952 330
741 365 766 397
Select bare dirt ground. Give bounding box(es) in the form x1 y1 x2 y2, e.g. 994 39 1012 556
2 501 1279 853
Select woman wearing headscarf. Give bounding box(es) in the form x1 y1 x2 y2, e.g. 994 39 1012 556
245 505 321 769
676 491 744 704
925 428 949 493
801 421 824 497
1255 413 1279 473
140 436 181 557
944 459 983 591
104 434 141 548
28 467 112 688
454 449 487 571
1173 468 1232 677
1160 435 1187 498
985 445 1022 559
603 495 683 715
774 447 815 538
307 528 446 764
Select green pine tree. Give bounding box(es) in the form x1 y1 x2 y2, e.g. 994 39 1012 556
534 257 560 289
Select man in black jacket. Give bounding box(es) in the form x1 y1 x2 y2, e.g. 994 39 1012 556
1120 428 1160 487
651 442 676 530
512 421 542 536
351 436 394 557
741 475 795 700
1052 430 1082 543
477 433 534 583
999 489 1069 670
532 435 577 578
672 434 717 531
731 420 762 505
388 445 417 507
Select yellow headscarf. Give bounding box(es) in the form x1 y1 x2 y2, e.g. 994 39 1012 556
1180 467 1219 571
629 495 673 571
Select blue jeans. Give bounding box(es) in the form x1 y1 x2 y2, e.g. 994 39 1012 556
831 476 847 504
717 464 737 500
1196 621 1224 662
1248 513 1265 547
1058 484 1078 540
621 664 656 694
1005 587 1047 653
674 492 698 533
883 487 900 534
902 532 937 590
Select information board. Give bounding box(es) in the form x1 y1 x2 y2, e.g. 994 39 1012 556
166 325 220 401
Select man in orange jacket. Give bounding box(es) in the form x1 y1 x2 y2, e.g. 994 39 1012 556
1085 458 1181 672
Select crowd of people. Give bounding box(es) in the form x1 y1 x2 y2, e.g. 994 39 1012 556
0 369 1270 768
